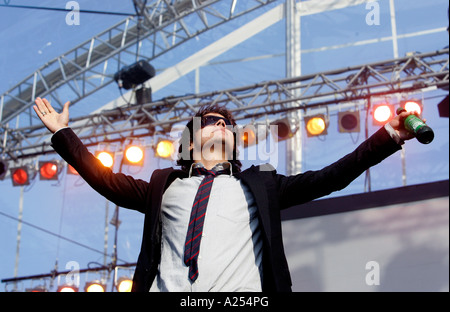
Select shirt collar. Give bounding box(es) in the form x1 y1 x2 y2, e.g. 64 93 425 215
189 162 233 178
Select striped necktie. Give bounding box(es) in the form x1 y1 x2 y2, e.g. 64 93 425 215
184 166 229 282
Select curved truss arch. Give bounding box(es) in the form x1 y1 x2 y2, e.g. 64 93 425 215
0 0 277 127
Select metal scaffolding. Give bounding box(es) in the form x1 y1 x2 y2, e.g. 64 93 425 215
1 0 402 170
1 48 448 162
0 0 277 129
4 0 446 166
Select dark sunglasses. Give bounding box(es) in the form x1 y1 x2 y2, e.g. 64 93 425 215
201 115 232 127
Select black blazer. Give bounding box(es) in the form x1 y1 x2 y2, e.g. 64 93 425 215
51 126 401 292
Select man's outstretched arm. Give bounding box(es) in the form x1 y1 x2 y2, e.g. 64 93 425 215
34 97 150 212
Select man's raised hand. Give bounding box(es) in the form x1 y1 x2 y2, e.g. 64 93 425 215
33 97 70 134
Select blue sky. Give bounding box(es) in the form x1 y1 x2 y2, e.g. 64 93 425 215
0 0 448 291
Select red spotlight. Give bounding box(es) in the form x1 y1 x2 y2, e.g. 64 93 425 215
12 168 28 185
67 164 79 175
372 104 394 125
39 161 60 180
10 166 34 186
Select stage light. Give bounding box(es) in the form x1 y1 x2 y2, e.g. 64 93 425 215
124 145 145 166
57 284 78 292
401 99 423 116
96 151 114 168
155 139 175 159
114 60 156 90
338 111 360 133
12 168 28 185
10 166 35 187
26 285 48 292
135 86 152 105
67 164 79 175
305 114 328 137
239 124 269 148
116 277 133 292
240 126 256 148
84 281 106 292
270 118 297 142
39 161 61 180
0 159 7 180
372 104 394 125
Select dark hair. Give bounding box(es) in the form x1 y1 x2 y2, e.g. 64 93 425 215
176 103 242 173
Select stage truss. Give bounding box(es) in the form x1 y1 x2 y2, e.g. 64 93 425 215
0 48 448 162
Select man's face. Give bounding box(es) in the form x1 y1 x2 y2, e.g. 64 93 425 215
191 113 235 161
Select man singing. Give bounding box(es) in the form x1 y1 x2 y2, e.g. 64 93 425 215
34 97 416 292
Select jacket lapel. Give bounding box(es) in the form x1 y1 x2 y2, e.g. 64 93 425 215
148 168 187 238
237 166 272 246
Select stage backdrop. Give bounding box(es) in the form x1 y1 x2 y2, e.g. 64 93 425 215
281 181 449 292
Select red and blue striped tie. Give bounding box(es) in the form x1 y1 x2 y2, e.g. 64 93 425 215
184 166 228 282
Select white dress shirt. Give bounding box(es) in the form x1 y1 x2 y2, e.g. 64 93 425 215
150 162 263 292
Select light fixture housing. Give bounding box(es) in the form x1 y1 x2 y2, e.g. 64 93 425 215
270 117 297 142
95 151 115 168
116 277 133 292
155 139 175 159
39 160 61 180
304 114 328 137
84 280 106 292
124 145 145 166
10 165 36 187
57 284 79 292
240 126 257 148
401 99 423 116
114 60 156 90
135 86 152 105
25 285 48 292
372 104 394 125
338 111 360 133
239 123 269 148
